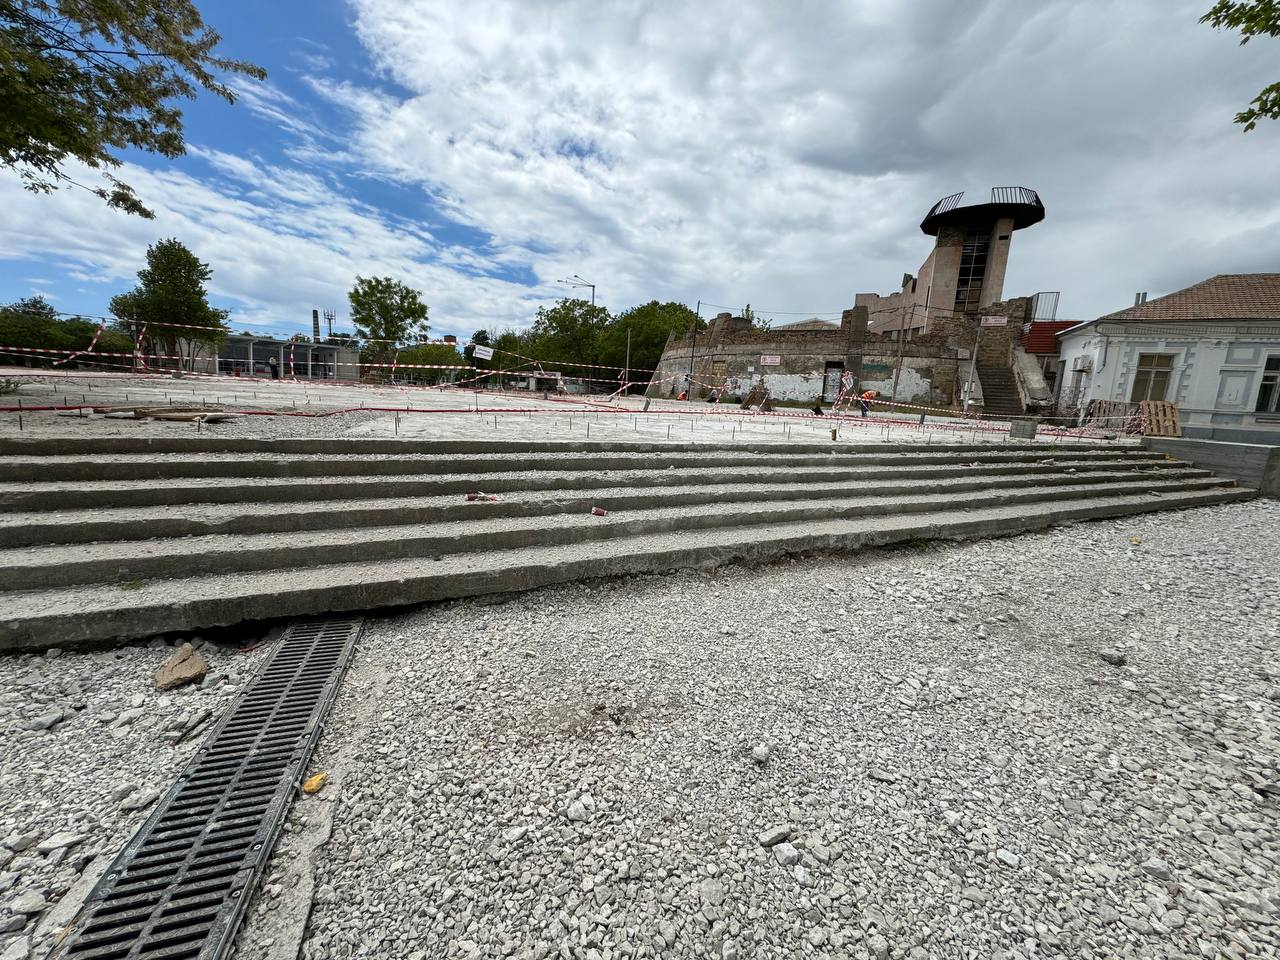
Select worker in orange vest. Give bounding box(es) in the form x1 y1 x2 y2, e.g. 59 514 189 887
859 389 877 417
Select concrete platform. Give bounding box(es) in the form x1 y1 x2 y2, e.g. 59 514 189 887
0 439 1253 650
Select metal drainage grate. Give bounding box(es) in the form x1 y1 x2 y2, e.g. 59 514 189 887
53 617 364 960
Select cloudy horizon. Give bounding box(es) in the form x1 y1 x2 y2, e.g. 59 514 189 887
1 0 1277 340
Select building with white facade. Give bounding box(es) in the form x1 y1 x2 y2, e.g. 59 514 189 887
1056 274 1280 441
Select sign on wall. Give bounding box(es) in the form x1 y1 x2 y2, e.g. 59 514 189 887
472 345 495 360
760 355 781 365
980 316 1008 327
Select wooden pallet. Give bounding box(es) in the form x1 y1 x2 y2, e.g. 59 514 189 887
1140 400 1182 437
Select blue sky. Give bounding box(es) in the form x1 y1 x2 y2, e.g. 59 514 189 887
1 0 1278 340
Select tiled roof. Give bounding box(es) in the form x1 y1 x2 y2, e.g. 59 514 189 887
1099 274 1280 322
1022 320 1077 354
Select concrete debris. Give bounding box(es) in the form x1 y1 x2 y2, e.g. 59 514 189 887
1099 648 1128 666
0 835 37 855
21 709 62 732
756 824 792 848
34 833 84 855
749 743 770 765
771 842 801 866
5 889 48 914
153 642 208 691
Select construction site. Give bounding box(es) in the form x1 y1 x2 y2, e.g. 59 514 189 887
0 362 1276 960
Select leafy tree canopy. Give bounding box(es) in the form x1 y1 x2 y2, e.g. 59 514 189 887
1 0 266 217
348 275 429 365
527 298 612 370
597 300 701 378
0 295 130 366
1201 0 1280 130
109 238 228 363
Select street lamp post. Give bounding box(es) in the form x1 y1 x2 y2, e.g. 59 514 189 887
557 274 596 306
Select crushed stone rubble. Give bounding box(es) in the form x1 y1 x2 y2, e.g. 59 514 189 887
3 498 1276 960
236 498 1280 960
0 637 268 959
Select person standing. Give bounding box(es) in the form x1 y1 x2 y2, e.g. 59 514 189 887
268 355 280 380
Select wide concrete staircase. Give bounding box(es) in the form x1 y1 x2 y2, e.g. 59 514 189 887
977 363 1025 419
0 437 1254 650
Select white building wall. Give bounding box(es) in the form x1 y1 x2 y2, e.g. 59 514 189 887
1056 321 1280 435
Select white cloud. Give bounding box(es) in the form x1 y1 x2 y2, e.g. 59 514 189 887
329 0 1280 320
0 154 550 338
2 0 1279 333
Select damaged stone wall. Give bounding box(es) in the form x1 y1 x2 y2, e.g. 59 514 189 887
646 307 962 405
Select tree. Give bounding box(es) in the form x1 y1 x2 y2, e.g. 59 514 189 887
463 327 490 362
348 275 429 372
0 295 129 367
1 0 266 217
395 342 464 384
109 238 228 368
597 301 701 382
527 298 611 374
1202 1 1280 130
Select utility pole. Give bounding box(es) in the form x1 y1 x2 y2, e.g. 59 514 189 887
891 300 909 401
689 301 700 398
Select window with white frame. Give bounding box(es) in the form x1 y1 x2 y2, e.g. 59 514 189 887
1130 353 1174 403
1257 356 1280 414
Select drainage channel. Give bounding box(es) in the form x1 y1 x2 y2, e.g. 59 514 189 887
51 616 364 960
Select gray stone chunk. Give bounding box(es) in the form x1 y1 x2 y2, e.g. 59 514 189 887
756 824 792 848
772 842 800 866
36 832 85 855
6 889 47 914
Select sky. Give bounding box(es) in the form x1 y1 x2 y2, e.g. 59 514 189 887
1 0 1278 340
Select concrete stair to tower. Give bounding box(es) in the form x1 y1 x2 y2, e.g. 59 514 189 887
0 438 1253 650
977 363 1025 419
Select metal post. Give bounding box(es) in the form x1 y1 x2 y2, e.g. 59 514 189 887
624 327 631 396
892 302 908 401
965 323 983 412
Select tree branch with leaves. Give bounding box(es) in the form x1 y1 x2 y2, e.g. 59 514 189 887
1201 0 1280 130
0 0 266 216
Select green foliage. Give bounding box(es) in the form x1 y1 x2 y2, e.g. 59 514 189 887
597 300 701 378
0 0 266 216
0 294 126 366
1201 0 1280 130
395 342 465 382
463 327 490 363
740 303 771 334
109 237 229 366
348 275 429 369
526 298 612 370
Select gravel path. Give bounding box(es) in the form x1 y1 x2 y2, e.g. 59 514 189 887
257 498 1279 960
0 637 270 959
3 500 1275 960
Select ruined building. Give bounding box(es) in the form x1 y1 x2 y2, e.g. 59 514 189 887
646 187 1052 416
857 187 1045 339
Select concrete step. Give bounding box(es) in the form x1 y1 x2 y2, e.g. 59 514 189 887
0 454 1185 512
0 484 1254 651
0 467 1215 547
0 446 1167 483
0 437 1133 457
0 476 1237 590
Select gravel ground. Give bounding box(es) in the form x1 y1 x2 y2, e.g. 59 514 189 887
251 498 1279 960
0 636 270 960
